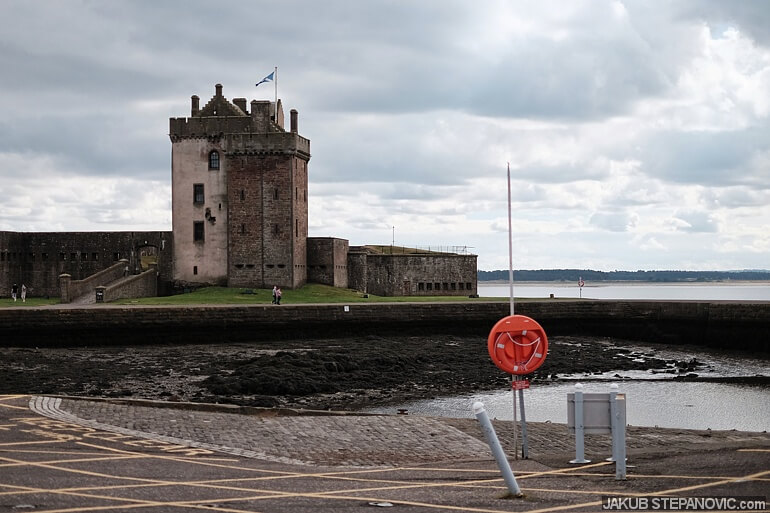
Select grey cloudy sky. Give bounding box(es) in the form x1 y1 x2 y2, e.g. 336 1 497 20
1 0 768 271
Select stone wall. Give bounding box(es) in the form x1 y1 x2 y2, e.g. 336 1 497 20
60 259 128 303
346 249 368 293
2 301 767 353
0 231 172 298
307 237 349 288
101 266 158 303
360 253 478 296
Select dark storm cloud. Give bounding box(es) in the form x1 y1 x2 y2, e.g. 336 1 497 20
0 115 168 180
674 0 770 46
642 124 770 187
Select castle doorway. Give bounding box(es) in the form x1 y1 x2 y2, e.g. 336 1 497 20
138 245 159 271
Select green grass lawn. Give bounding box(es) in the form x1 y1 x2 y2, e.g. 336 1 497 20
0 297 60 308
113 283 505 305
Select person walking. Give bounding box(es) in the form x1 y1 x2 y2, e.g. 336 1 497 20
276 287 282 305
20 284 27 302
272 285 278 304
11 283 18 302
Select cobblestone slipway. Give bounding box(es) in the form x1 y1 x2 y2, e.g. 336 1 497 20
31 396 770 468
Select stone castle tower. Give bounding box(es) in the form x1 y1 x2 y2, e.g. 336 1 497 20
169 84 311 289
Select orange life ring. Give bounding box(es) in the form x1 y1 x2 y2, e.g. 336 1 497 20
487 314 548 375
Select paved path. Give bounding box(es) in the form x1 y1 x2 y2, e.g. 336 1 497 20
1 394 768 513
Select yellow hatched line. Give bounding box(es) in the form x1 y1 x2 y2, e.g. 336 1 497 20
0 439 71 447
0 483 287 513
0 403 29 410
518 468 770 513
0 454 148 468
0 448 238 462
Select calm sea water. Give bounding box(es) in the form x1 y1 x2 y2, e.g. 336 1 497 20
478 282 770 301
365 340 770 432
367 381 770 432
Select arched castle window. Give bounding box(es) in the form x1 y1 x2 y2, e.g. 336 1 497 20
209 150 220 170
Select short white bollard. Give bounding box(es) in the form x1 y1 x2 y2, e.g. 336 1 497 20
472 402 522 497
609 384 627 480
570 383 590 463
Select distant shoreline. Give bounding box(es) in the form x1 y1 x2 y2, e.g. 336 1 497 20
478 280 770 286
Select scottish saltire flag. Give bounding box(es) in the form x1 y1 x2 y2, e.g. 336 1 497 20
256 71 274 87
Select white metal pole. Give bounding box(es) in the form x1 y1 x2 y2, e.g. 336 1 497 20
274 66 278 107
473 402 523 497
507 163 514 317
507 163 518 459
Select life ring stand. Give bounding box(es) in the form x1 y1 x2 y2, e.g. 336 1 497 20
487 314 549 375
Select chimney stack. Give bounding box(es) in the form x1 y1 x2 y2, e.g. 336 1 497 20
290 109 298 133
191 95 199 116
233 98 248 114
215 83 223 96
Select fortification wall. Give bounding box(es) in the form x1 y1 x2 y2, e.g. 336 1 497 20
1 301 767 353
308 237 349 288
101 266 158 303
0 231 172 298
364 254 478 296
346 250 368 293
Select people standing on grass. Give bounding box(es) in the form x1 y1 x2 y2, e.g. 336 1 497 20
272 285 278 304
11 283 18 302
20 284 26 302
276 287 282 305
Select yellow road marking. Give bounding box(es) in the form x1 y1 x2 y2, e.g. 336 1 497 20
0 454 148 468
0 403 28 410
0 439 71 447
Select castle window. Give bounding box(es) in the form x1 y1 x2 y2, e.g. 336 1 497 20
418 282 425 291
426 283 432 291
59 253 65 261
273 188 279 200
434 282 440 291
193 183 204 204
193 221 205 242
273 224 279 235
459 282 464 290
466 282 472 290
42 252 49 261
208 151 220 170
451 282 456 290
82 253 88 261
114 252 121 261
240 189 245 201
92 253 98 261
295 218 298 238
193 266 198 275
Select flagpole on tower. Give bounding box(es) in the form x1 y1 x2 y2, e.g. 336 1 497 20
274 66 278 107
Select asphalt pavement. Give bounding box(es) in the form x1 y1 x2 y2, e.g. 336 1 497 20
1 394 768 512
